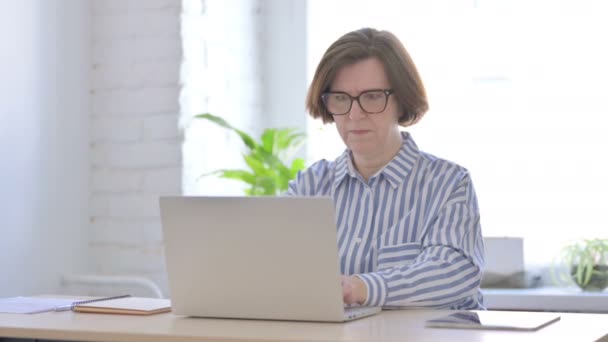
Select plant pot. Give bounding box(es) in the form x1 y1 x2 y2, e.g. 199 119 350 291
570 265 608 291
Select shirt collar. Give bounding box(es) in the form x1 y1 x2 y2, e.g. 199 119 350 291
332 150 352 189
332 131 420 189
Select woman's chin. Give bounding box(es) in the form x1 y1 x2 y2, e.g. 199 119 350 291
347 142 376 156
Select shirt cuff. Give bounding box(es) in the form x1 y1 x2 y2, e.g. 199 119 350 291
355 272 388 307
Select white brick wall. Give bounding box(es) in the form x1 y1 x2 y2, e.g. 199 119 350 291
92 87 180 114
89 0 183 296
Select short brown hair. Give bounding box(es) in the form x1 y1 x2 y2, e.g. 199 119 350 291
306 28 428 126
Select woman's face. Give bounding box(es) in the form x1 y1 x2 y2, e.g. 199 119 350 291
329 57 402 159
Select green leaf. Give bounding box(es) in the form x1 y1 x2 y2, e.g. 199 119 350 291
216 169 257 185
251 148 280 169
276 128 305 152
243 154 271 176
289 158 306 178
195 113 257 150
255 176 278 195
260 129 278 154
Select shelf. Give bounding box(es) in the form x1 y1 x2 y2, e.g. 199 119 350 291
482 287 608 313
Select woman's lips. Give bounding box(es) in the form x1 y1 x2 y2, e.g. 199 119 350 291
349 129 370 135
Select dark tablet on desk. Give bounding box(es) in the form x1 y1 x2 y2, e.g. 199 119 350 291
425 311 560 331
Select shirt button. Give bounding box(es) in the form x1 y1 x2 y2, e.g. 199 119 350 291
355 237 363 244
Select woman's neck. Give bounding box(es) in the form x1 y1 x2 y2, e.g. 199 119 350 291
352 135 403 182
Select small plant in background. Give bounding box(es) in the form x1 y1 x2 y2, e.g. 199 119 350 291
552 238 608 291
195 113 306 196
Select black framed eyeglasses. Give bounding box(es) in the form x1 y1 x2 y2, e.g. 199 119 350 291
321 89 393 115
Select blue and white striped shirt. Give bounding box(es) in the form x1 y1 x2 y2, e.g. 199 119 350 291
287 132 484 310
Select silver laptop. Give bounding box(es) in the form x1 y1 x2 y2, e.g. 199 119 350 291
159 196 381 322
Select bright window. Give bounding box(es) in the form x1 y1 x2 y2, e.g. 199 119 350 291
306 0 608 266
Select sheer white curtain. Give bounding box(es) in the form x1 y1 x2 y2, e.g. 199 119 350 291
306 0 608 266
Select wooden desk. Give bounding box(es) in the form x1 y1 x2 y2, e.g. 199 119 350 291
1 309 607 342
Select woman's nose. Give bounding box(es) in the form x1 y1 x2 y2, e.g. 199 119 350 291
348 100 367 120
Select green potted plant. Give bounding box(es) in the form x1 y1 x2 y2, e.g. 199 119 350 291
195 113 306 196
553 238 608 291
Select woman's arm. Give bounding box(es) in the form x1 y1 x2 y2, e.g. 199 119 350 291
355 174 484 309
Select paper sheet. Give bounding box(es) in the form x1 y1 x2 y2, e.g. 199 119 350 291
0 296 77 314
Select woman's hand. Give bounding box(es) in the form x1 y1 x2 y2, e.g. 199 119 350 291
341 275 367 305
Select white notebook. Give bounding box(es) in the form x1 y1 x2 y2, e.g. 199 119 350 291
73 297 171 316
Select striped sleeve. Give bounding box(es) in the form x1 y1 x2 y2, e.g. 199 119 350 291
286 159 333 196
357 172 484 309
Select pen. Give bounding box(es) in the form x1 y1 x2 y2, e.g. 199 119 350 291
54 294 131 312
